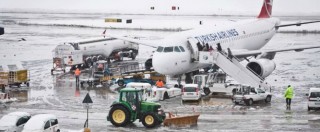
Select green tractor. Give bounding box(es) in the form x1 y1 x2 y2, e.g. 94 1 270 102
107 88 166 128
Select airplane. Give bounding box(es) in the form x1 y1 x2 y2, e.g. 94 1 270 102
52 36 139 72
107 0 320 84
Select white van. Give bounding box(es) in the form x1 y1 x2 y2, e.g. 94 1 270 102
182 84 201 101
22 114 59 132
307 88 320 111
0 112 31 132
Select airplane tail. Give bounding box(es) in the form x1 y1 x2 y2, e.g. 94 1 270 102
257 0 273 18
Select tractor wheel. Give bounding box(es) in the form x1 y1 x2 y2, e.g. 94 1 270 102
118 80 125 87
204 88 210 95
109 105 131 127
142 112 159 128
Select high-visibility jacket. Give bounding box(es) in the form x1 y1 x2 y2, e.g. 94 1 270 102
285 86 294 99
156 81 164 88
75 69 81 76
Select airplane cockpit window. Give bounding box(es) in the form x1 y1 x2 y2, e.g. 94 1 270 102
179 46 185 52
164 47 174 52
174 46 181 52
157 46 164 52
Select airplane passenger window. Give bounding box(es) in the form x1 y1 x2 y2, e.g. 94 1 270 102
157 46 164 52
179 46 185 52
163 47 174 52
174 46 181 52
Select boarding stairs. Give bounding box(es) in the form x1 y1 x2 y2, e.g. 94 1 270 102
199 50 269 89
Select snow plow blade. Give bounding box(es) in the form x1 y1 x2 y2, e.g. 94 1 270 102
163 113 200 127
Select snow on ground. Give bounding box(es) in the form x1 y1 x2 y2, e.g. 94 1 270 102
1 10 320 131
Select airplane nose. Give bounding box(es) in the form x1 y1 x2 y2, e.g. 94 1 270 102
152 53 176 75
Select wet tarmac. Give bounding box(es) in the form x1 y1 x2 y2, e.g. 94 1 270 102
1 12 320 131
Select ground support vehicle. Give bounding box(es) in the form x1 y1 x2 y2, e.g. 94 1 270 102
0 63 30 88
80 60 163 87
116 71 166 87
181 84 201 101
51 44 83 74
232 85 272 106
307 88 320 111
79 60 137 87
0 112 31 132
107 88 166 128
125 82 181 102
117 75 155 87
193 71 240 95
151 84 181 101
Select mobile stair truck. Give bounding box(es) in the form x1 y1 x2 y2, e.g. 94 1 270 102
198 49 271 91
0 63 30 88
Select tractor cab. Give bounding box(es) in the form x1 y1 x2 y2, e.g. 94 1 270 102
107 88 166 128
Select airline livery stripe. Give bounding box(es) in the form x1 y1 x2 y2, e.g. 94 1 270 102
194 29 239 44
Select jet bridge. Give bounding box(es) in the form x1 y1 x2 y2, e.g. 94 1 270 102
198 50 270 89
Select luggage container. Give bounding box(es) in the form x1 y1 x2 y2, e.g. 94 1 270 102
0 63 30 88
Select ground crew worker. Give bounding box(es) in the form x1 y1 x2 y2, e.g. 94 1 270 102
156 79 164 88
75 68 81 84
284 85 294 110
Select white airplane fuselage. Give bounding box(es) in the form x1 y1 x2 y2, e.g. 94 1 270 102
152 18 280 75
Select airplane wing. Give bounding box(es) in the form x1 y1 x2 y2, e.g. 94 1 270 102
107 34 159 48
233 44 320 59
276 20 320 28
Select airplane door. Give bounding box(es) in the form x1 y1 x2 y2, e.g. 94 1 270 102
187 37 200 62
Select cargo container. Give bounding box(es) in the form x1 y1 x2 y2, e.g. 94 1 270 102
0 62 30 88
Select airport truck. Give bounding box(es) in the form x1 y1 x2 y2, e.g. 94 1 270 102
51 37 139 73
193 71 240 95
232 85 272 106
107 88 166 128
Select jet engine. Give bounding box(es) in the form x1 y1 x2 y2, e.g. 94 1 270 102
246 59 276 78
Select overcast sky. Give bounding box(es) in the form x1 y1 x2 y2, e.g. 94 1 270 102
0 0 319 16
